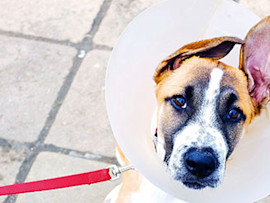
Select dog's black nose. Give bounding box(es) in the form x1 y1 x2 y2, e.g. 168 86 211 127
184 148 217 179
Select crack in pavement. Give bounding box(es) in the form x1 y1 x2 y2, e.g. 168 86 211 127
42 144 118 164
0 29 77 48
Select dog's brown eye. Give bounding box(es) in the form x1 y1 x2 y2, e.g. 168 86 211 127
171 96 187 109
227 108 241 121
175 97 186 107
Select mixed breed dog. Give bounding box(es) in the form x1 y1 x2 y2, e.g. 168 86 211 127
107 16 270 202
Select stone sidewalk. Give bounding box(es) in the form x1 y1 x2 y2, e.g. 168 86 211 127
0 0 268 203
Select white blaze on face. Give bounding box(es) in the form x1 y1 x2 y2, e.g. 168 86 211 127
204 68 224 124
168 68 229 186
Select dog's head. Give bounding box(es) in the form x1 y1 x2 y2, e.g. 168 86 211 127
154 16 270 190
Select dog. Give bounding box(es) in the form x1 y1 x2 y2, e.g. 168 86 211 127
106 16 270 202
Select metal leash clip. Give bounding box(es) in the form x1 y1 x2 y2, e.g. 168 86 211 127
108 165 134 181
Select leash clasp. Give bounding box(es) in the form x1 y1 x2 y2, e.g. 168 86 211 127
108 165 134 181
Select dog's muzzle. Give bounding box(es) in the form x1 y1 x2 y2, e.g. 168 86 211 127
169 146 222 190
153 125 227 190
165 125 228 189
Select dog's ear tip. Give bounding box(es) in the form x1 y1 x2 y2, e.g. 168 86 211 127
154 60 169 84
225 36 244 44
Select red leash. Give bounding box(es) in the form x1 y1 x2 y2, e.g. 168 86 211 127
0 165 134 196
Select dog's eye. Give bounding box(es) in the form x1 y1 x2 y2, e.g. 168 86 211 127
171 96 187 109
227 108 241 121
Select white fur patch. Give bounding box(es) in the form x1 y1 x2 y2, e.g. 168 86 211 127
204 68 224 124
105 184 122 202
205 68 224 102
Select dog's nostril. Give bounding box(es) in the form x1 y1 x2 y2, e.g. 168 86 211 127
184 149 217 179
186 160 197 168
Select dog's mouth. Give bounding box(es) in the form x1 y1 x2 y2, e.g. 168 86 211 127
183 181 206 190
171 169 220 190
174 169 222 190
182 177 219 190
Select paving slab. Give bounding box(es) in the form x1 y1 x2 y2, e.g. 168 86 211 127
45 50 115 156
16 152 120 203
93 0 161 47
0 146 26 202
239 0 270 18
0 0 103 43
0 35 76 142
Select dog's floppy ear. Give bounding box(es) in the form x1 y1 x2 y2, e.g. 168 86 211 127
240 16 270 107
154 37 244 84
